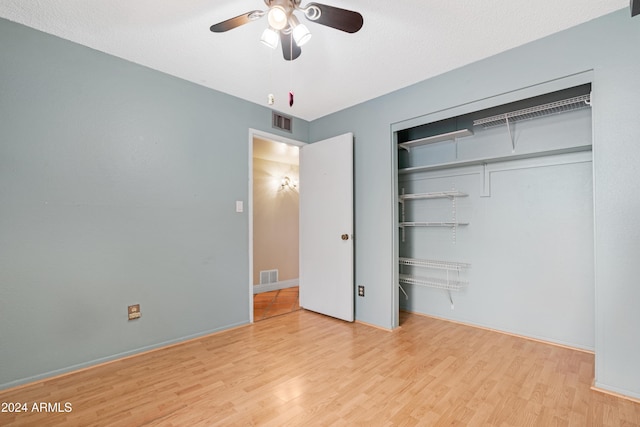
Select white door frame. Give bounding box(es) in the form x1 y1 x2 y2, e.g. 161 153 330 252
248 128 306 323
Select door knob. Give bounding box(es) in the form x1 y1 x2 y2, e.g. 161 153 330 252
341 234 349 240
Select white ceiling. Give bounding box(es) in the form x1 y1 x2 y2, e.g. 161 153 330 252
0 1 628 121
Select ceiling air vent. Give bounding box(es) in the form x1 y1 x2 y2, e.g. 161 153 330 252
272 111 293 133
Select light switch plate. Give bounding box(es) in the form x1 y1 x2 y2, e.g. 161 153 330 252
235 200 243 213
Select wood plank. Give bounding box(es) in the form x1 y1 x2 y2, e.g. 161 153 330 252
1 310 639 426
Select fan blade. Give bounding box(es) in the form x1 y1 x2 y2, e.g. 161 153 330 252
305 3 363 33
280 31 302 61
210 10 263 33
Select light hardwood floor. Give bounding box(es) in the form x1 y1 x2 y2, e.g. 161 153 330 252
1 310 639 426
253 287 300 321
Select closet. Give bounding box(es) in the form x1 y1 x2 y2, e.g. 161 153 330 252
395 83 595 350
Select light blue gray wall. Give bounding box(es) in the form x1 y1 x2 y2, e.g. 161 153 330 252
310 9 640 399
0 18 308 389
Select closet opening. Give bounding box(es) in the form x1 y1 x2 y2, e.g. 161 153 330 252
394 82 595 351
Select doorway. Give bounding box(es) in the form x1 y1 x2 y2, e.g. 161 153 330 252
248 129 305 322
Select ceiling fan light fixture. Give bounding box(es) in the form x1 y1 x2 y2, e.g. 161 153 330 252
289 15 312 46
260 27 279 49
267 6 289 30
292 23 311 46
210 1 363 61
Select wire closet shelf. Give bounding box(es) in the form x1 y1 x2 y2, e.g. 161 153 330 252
398 257 470 292
399 190 468 202
399 257 470 271
473 94 591 129
399 274 468 291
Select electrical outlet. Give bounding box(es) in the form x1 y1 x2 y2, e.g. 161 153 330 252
358 285 365 297
128 304 141 320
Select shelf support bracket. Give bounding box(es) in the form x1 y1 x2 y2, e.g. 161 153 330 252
481 164 491 198
505 115 515 152
399 284 408 300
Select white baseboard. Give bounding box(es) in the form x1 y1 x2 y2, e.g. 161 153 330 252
253 278 299 294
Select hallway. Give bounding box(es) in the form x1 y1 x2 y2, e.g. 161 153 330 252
253 286 300 321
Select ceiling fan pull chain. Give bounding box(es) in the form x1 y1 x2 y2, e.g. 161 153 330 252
289 32 294 107
268 45 275 105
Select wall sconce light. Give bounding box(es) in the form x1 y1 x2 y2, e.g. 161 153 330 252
281 176 297 190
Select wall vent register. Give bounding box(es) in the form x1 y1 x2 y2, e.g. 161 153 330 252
272 111 293 132
260 269 279 284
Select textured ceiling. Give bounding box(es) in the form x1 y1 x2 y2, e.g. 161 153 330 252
0 0 628 120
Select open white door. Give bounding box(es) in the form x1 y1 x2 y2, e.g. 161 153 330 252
299 133 354 322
